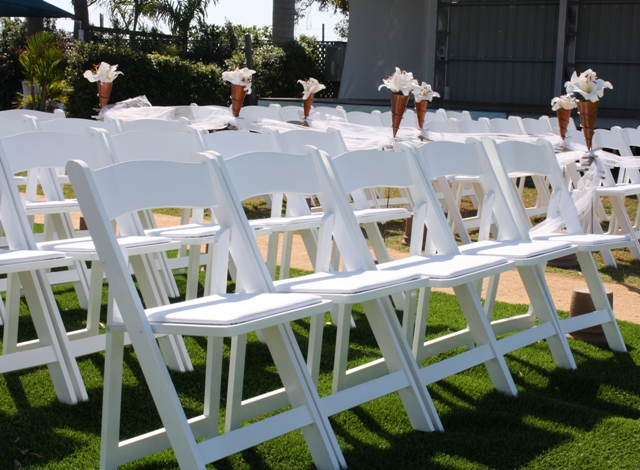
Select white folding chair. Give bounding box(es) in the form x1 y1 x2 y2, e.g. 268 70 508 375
444 110 472 121
458 118 491 134
380 108 417 128
424 120 460 133
279 105 304 122
329 147 519 395
520 116 554 135
115 117 193 133
550 115 577 134
345 110 384 126
37 117 121 135
0 115 38 136
309 105 347 121
218 147 442 433
269 127 412 280
0 155 87 404
67 155 346 470
412 139 580 370
486 117 525 134
0 109 65 121
239 104 284 122
484 137 628 352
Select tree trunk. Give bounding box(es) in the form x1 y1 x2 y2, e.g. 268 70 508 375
272 0 295 45
73 0 91 40
27 18 44 36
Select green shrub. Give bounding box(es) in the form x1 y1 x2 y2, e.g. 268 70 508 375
225 35 323 99
65 42 226 118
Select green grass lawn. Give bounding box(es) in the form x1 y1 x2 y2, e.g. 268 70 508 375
1 269 639 469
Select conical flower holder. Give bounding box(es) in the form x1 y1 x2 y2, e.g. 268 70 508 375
577 100 598 154
415 100 428 129
390 93 409 138
230 84 246 117
303 95 314 120
556 108 572 140
97 81 112 109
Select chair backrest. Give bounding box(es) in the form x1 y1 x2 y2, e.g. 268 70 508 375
279 105 304 123
267 127 348 157
239 105 283 121
520 116 553 135
420 111 445 125
116 117 193 133
0 130 108 175
66 153 275 315
221 148 374 272
550 115 577 132
310 105 347 121
0 116 37 136
424 120 460 133
482 137 584 235
458 118 491 134
380 108 417 128
564 128 586 146
100 128 204 163
346 110 384 127
202 130 280 158
412 139 527 242
0 109 65 121
591 128 639 186
330 147 460 257
37 117 121 135
445 110 472 121
487 117 524 135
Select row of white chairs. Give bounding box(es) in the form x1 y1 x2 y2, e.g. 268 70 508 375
0 111 632 466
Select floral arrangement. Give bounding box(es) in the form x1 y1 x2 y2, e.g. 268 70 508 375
222 67 256 94
83 62 123 83
378 67 414 96
564 69 612 102
551 94 577 111
298 78 326 100
412 81 440 102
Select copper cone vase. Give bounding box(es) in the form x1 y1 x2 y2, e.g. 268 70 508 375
97 81 112 108
303 95 314 119
556 108 572 140
577 100 599 152
415 100 428 129
230 84 246 117
390 93 409 138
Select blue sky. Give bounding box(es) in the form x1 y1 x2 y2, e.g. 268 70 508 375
46 0 342 41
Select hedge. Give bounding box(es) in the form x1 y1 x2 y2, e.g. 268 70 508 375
65 43 227 118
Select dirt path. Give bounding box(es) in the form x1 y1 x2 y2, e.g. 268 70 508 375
58 211 640 324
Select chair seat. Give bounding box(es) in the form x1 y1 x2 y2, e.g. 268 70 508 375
145 292 324 326
249 214 324 231
531 233 633 250
354 208 411 223
39 235 177 254
0 249 66 266
595 183 640 197
377 254 510 280
274 270 420 294
25 199 79 215
458 239 575 261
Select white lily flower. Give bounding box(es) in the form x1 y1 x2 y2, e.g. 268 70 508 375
222 67 256 94
298 77 326 100
83 62 123 83
564 69 612 102
378 67 414 96
412 81 440 102
551 94 577 111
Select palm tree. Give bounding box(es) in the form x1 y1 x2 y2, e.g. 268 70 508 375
157 0 216 55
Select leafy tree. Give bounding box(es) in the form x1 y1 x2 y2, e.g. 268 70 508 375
297 0 349 39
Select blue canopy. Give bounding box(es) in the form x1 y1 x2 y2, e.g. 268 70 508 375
0 0 78 19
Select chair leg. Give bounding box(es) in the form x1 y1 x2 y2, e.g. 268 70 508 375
225 333 247 433
332 303 353 393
